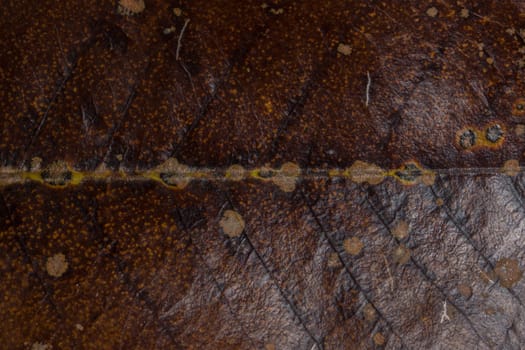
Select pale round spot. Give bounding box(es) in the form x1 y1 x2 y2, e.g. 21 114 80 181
31 343 52 350
225 164 245 181
435 198 444 206
75 323 84 331
393 245 411 265
373 332 386 346
173 7 182 16
392 220 409 240
515 124 525 136
426 7 438 17
502 159 520 177
219 210 245 238
31 157 42 171
494 258 523 288
118 0 145 16
327 252 342 268
343 237 364 256
363 303 376 322
420 171 436 186
337 43 352 56
459 8 469 18
273 162 301 192
46 253 68 278
347 161 385 185
457 283 472 299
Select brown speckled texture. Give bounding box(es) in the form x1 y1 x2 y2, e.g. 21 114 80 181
3 0 525 349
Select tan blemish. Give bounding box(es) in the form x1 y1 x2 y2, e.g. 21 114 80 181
346 161 385 185
273 162 301 192
426 7 438 18
31 343 52 350
435 197 444 206
392 220 409 240
265 344 276 350
502 159 520 177
75 323 84 331
327 252 342 268
393 244 411 265
31 157 42 171
457 283 472 298
117 0 145 16
264 100 273 113
46 253 68 278
373 332 386 346
515 124 525 136
485 307 496 316
225 164 246 181
420 171 436 186
459 8 469 18
173 7 182 16
219 210 245 238
494 258 523 288
269 8 284 15
343 237 364 256
337 43 352 56
486 57 494 65
363 303 376 322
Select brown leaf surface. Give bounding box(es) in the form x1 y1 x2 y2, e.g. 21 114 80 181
2 0 525 349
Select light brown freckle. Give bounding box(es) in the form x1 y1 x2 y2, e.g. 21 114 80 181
392 220 409 240
393 244 411 265
31 157 42 170
327 252 342 268
373 332 386 346
363 303 376 321
515 124 525 136
75 323 84 331
347 161 385 185
225 164 245 181
273 162 300 192
486 57 494 65
457 283 472 298
173 7 182 16
420 171 436 185
459 8 469 18
494 258 523 288
337 43 352 56
219 210 245 238
502 159 520 177
31 343 52 350
265 344 275 350
46 253 68 277
435 198 444 206
426 7 438 18
343 237 364 256
117 0 145 16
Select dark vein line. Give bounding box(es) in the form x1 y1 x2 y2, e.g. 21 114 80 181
430 177 525 309
169 4 291 159
74 196 183 348
173 207 259 349
299 188 409 350
14 234 60 314
359 184 495 348
220 190 324 350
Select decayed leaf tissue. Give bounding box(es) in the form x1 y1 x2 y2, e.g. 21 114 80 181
2 0 525 349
